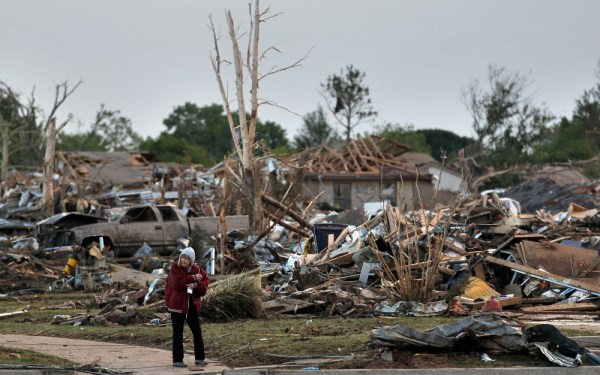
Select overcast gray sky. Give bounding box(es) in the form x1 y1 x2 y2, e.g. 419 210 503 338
2 0 600 141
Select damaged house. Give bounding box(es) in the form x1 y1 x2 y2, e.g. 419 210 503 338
399 151 463 193
55 151 157 208
296 137 460 211
56 151 156 192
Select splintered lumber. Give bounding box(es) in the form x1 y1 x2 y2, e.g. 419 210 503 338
262 297 322 314
110 264 162 287
485 256 600 296
443 239 468 255
331 207 388 250
514 233 545 240
330 227 350 250
0 310 27 319
314 252 355 268
264 211 311 238
261 193 312 230
520 297 565 305
520 303 599 313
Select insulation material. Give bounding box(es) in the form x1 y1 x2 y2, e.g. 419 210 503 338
462 276 500 299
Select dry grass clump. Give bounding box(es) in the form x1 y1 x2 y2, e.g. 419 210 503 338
375 206 447 303
202 270 264 320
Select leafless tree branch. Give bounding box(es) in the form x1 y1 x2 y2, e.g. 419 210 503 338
210 14 244 161
257 99 302 117
259 49 311 81
43 80 82 132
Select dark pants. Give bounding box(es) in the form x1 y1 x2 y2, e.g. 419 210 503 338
171 302 205 363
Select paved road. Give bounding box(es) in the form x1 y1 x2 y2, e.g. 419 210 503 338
1 334 229 374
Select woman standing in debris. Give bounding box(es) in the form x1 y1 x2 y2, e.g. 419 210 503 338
165 247 210 368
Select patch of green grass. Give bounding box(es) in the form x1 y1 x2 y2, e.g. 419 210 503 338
1 290 599 369
0 345 77 368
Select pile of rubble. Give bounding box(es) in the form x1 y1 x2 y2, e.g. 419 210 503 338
254 191 600 317
3 176 600 316
3 174 600 367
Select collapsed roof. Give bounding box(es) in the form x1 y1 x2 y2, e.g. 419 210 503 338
295 137 423 179
56 151 156 191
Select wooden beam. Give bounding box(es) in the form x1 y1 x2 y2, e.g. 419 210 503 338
0 310 27 319
520 303 599 312
261 193 312 230
485 256 600 295
264 211 311 238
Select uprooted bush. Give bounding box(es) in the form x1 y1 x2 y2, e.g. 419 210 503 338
202 270 265 320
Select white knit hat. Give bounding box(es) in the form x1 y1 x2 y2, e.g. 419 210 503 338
180 247 196 264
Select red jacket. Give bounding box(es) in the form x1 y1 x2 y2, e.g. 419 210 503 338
165 262 209 314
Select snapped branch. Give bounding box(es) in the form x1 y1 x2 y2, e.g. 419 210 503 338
44 80 82 132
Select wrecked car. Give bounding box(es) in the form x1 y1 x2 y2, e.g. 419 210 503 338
36 205 248 257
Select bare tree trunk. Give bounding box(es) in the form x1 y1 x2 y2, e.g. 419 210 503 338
39 81 81 217
1 81 80 207
209 0 305 235
41 119 57 217
219 170 228 275
41 118 70 217
248 164 263 232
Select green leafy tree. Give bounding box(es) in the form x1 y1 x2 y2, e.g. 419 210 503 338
533 62 600 176
533 117 595 163
163 103 233 161
140 134 212 165
0 83 44 175
160 102 289 163
462 65 554 171
415 128 474 162
0 90 26 177
256 120 290 153
57 120 107 151
574 62 600 128
293 105 339 149
376 123 431 153
91 104 143 152
321 65 377 142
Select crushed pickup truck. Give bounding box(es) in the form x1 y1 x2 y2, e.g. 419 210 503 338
36 204 248 257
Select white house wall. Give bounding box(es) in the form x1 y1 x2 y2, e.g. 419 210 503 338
427 166 462 192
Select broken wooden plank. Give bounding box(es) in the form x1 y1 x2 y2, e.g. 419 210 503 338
261 193 312 230
520 296 565 305
485 256 600 296
0 310 27 319
110 264 163 288
443 239 468 255
472 262 486 281
514 234 545 240
319 252 355 267
262 297 322 314
520 303 599 313
264 211 311 238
